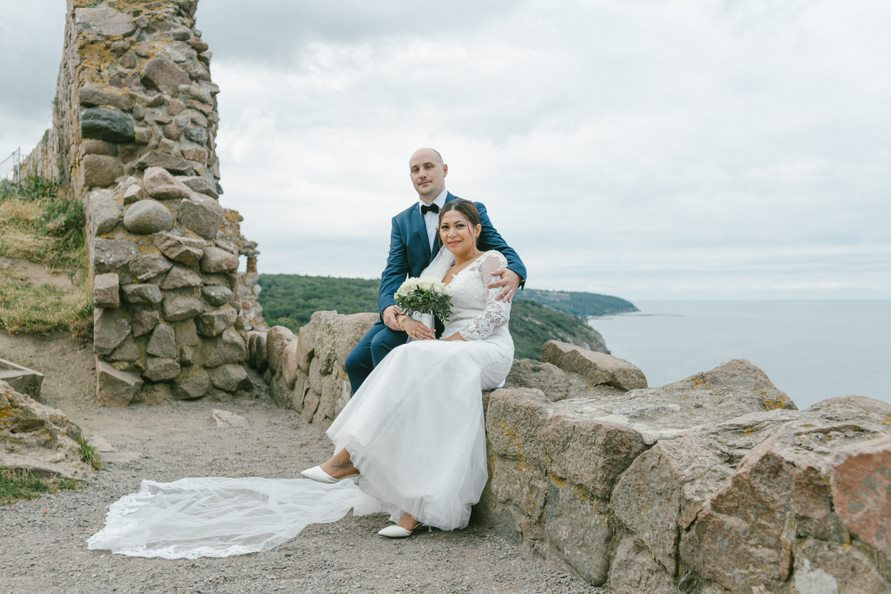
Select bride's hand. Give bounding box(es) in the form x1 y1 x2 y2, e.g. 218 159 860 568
443 332 465 342
398 314 435 341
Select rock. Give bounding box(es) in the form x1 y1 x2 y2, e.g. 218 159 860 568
180 199 224 239
79 85 133 111
200 246 238 273
132 309 160 337
129 254 173 281
93 272 120 308
201 285 232 306
93 308 131 355
122 199 174 234
266 326 295 373
146 324 177 358
196 304 238 337
142 167 191 200
109 335 141 363
177 175 218 198
173 366 209 400
0 381 96 480
212 409 249 428
506 359 591 401
86 189 121 236
280 340 299 390
96 360 143 407
134 151 195 175
141 55 190 94
161 266 202 289
154 232 205 267
200 327 247 368
143 357 180 382
80 108 135 144
136 383 170 406
174 318 200 350
185 127 208 145
0 357 44 399
121 283 163 305
248 331 268 372
831 435 891 559
74 5 135 37
82 154 123 187
122 184 142 204
92 238 138 273
162 291 204 322
83 139 119 156
608 535 677 594
209 364 249 392
545 486 612 585
542 340 647 391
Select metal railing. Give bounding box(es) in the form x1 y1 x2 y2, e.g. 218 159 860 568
0 147 22 183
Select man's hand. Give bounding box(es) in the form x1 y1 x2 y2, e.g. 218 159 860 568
383 305 402 331
487 268 522 302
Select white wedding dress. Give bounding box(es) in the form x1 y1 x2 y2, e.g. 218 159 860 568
88 249 513 558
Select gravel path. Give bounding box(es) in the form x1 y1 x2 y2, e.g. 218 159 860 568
0 332 602 593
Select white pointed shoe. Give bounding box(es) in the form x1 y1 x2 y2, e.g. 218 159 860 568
300 465 357 484
377 525 414 538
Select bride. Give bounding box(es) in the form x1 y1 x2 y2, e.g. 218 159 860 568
302 198 514 537
87 199 513 557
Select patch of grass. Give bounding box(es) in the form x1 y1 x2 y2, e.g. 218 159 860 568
0 467 82 505
78 435 102 471
0 263 91 335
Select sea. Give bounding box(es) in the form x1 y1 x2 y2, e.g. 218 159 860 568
588 300 890 410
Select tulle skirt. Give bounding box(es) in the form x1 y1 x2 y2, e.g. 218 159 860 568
327 333 513 531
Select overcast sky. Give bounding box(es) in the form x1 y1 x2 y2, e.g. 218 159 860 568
1 0 889 300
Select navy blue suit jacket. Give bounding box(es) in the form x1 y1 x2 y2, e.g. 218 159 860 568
377 192 527 315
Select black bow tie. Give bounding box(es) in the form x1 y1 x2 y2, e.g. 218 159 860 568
421 203 439 215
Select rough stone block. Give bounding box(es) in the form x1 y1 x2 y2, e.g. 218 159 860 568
163 291 204 322
129 254 174 281
141 54 190 94
146 324 177 359
92 238 138 274
209 364 249 392
143 357 180 382
199 327 247 368
281 340 299 390
196 304 237 337
173 366 209 400
93 308 131 355
201 285 232 306
86 189 121 236
161 266 202 290
542 340 647 391
180 199 224 240
132 308 160 337
122 283 163 305
80 108 135 144
93 272 120 308
82 154 123 188
154 231 205 267
74 5 135 37
142 167 192 200
96 360 143 406
266 326 295 374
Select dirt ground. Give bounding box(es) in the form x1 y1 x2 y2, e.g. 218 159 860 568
0 330 601 594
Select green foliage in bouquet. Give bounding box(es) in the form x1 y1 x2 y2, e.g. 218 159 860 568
394 277 452 321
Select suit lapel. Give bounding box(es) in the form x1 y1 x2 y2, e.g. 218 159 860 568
411 204 431 266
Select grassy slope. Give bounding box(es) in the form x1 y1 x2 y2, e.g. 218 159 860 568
258 274 611 360
0 177 91 335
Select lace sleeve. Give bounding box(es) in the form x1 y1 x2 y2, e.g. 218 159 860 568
462 252 511 341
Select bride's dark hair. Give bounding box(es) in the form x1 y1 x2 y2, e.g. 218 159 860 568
439 198 481 228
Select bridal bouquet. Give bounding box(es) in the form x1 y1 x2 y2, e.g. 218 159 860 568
395 277 452 322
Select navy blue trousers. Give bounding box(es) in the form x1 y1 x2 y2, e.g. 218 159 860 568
344 320 408 393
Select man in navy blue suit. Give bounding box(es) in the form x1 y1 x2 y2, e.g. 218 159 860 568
344 147 527 392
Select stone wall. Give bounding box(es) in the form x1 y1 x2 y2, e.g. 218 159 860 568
250 313 891 593
21 0 262 405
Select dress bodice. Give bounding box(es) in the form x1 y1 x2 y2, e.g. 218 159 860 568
442 251 511 341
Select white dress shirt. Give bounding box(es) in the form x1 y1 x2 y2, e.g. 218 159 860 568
419 189 448 252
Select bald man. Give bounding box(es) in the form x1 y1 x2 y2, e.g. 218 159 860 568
344 148 527 392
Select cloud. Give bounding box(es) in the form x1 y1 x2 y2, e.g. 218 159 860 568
1 1 888 298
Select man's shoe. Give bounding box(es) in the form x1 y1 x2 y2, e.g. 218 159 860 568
300 466 358 484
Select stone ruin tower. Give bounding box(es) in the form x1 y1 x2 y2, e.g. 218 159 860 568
20 0 263 404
